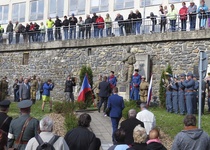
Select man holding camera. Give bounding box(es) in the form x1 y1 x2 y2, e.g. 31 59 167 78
64 75 76 102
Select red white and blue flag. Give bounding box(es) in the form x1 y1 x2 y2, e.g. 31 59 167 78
147 75 153 106
77 75 92 102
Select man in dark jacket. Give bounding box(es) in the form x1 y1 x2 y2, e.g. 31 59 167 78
115 13 124 36
65 113 101 150
98 76 111 113
128 11 137 34
120 109 144 145
64 75 76 102
6 21 13 44
54 16 62 40
34 22 40 41
69 13 77 39
63 16 69 40
85 15 92 39
92 13 98 38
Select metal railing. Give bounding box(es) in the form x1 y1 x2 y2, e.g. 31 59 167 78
0 13 210 45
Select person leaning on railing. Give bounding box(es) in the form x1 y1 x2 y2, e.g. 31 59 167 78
46 17 54 41
179 2 188 31
77 16 85 39
0 24 4 44
167 4 178 32
6 21 13 44
85 14 92 39
197 0 209 29
39 22 46 42
114 13 124 36
188 1 197 31
159 5 167 33
105 13 112 37
63 16 69 40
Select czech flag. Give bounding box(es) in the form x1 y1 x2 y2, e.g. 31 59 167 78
147 75 153 106
77 75 92 102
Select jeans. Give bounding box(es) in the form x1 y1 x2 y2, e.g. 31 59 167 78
94 27 99 38
70 27 76 39
47 28 53 41
151 23 155 32
78 29 85 39
8 32 13 44
86 28 91 39
185 92 194 115
181 19 187 31
35 32 40 42
136 22 141 34
170 20 176 32
166 91 172 112
29 32 35 43
40 33 45 42
111 117 121 143
15 33 20 44
99 28 103 38
178 91 185 114
63 28 69 40
65 92 74 102
119 25 124 36
131 22 136 34
200 18 207 28
98 97 108 112
160 19 166 33
55 28 61 40
106 27 112 37
189 14 196 31
172 92 178 113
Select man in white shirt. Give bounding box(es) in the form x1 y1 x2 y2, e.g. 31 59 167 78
136 102 156 135
25 116 69 150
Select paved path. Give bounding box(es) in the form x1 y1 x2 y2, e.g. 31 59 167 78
78 111 113 150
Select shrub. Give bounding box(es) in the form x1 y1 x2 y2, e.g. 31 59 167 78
64 113 78 131
122 100 140 119
76 101 87 110
53 101 77 114
159 70 166 108
53 102 64 114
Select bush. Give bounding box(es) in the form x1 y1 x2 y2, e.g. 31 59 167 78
122 100 140 119
76 101 87 110
64 113 78 131
53 101 77 114
159 70 166 108
53 102 64 114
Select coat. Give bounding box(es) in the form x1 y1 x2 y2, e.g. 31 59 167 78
108 94 124 118
0 112 12 133
64 80 76 93
98 81 111 98
19 83 31 100
25 132 69 150
42 82 54 96
96 17 104 29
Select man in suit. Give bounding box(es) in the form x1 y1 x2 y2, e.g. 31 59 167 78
19 78 30 101
107 87 125 143
120 109 144 145
98 76 111 114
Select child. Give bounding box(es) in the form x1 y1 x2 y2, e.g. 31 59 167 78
164 6 168 14
147 128 167 150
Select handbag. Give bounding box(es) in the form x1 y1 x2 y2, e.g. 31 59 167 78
105 107 110 117
8 117 33 150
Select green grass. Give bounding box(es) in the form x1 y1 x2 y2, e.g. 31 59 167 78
150 107 210 138
8 100 51 120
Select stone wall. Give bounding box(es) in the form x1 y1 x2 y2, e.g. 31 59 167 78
1 30 210 100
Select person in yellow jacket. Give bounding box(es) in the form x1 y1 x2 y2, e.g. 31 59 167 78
167 4 178 32
139 76 149 102
46 17 54 41
0 24 4 43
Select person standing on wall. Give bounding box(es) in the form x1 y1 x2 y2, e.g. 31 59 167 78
188 1 197 31
46 17 54 41
6 21 13 44
167 4 178 32
179 2 188 31
69 13 78 39
54 16 62 40
64 75 76 102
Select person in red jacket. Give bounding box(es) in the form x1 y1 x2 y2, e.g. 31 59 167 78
96 14 104 38
179 2 188 31
29 22 35 42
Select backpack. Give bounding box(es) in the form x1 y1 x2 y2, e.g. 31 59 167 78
35 134 60 150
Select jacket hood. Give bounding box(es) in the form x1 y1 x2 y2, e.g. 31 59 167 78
182 129 203 140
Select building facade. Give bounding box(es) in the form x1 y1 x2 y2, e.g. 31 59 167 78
0 0 207 29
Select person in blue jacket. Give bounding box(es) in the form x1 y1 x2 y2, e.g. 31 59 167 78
107 87 125 143
197 0 208 29
130 69 141 101
171 76 179 114
181 72 195 115
42 79 54 111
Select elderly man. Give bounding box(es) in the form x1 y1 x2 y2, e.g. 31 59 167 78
19 78 31 101
25 117 69 150
136 103 156 135
120 109 144 145
172 115 210 150
65 113 101 150
7 100 39 150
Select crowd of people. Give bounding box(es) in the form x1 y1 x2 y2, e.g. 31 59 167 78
0 0 209 44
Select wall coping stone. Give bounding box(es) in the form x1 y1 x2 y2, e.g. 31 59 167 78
1 29 210 52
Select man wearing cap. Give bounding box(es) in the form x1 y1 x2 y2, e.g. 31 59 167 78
188 1 197 31
130 69 141 100
69 13 78 39
171 76 179 114
181 72 195 115
7 100 39 150
108 71 117 89
0 100 12 133
139 76 149 102
164 73 173 113
178 73 186 115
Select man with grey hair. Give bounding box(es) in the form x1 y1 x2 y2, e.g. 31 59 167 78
25 117 69 150
136 102 156 135
172 115 210 150
120 109 144 145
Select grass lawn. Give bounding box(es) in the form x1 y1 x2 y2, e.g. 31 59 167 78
8 100 51 120
150 107 210 138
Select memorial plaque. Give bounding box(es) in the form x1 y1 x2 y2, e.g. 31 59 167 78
119 86 126 92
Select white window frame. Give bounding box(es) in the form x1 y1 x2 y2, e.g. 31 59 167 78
48 0 64 18
69 0 86 15
169 0 190 3
0 5 9 24
90 0 109 13
29 0 44 21
114 0 134 10
140 0 162 7
12 3 26 22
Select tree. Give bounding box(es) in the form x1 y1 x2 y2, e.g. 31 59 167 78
166 64 173 75
79 65 93 108
159 70 166 107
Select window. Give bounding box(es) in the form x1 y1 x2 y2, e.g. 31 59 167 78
69 0 86 15
114 0 134 10
0 5 9 24
90 0 108 13
12 3 26 22
140 0 162 7
169 0 189 3
49 0 64 18
22 53 29 65
29 0 44 21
